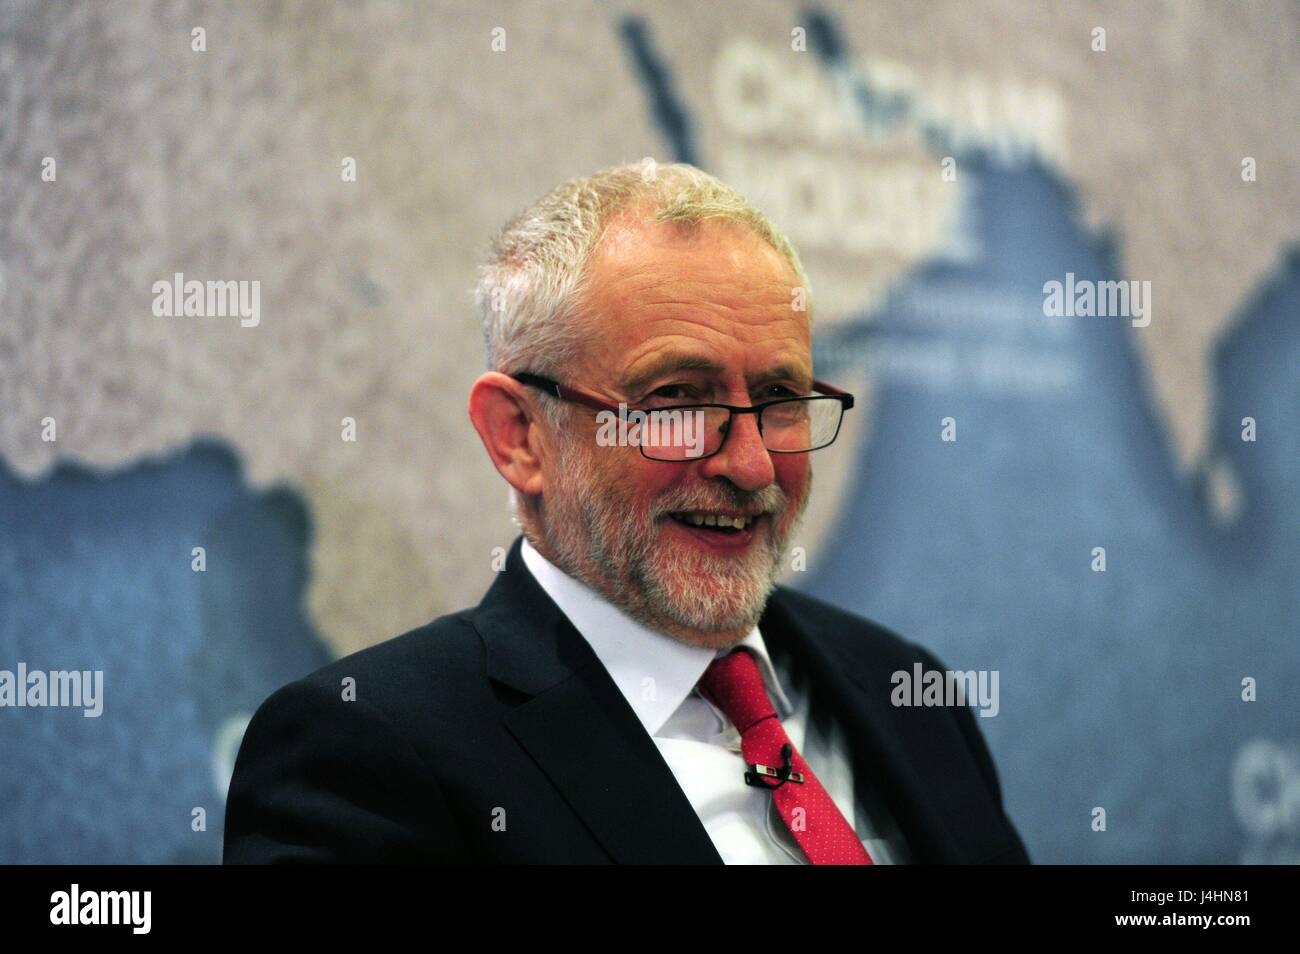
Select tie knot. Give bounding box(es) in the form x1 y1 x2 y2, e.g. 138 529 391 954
697 648 776 734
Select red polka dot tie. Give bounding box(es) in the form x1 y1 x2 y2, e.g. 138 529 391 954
697 648 873 864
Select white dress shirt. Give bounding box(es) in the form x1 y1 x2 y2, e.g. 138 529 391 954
520 537 912 864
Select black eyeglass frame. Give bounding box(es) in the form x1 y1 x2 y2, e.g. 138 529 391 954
509 371 855 461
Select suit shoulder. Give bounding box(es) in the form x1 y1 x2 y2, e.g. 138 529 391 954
311 607 480 681
225 614 474 863
256 608 485 726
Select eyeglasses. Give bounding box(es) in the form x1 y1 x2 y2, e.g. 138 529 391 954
510 372 854 462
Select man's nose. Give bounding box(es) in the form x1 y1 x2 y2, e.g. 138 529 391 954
699 411 775 491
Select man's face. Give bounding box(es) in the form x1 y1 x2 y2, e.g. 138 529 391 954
535 215 814 649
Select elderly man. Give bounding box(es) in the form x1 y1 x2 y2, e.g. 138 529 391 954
223 162 1029 865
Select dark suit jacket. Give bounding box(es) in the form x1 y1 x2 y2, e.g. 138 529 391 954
223 535 1030 864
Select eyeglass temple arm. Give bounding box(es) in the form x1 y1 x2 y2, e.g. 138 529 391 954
813 379 854 409
509 373 623 413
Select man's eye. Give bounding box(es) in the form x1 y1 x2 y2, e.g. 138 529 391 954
763 384 802 400
647 384 694 403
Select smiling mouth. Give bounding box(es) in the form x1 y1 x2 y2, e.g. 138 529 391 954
667 511 762 534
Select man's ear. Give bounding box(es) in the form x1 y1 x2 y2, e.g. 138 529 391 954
467 372 547 497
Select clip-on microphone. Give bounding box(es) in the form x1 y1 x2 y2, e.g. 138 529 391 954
744 742 806 790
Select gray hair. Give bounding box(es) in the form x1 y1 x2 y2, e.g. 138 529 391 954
474 161 810 426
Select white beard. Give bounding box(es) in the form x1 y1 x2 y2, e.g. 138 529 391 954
536 432 809 639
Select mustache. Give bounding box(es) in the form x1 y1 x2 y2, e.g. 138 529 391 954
649 483 788 519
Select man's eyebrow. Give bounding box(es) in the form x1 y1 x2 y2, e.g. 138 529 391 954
616 354 813 396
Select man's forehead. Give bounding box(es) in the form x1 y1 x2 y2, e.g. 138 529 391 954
578 214 810 383
587 212 796 290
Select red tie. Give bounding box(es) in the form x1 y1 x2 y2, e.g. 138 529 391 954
697 648 873 865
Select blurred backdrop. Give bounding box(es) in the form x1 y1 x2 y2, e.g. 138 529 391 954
1 0 1296 863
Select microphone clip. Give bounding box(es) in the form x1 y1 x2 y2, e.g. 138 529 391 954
744 743 805 790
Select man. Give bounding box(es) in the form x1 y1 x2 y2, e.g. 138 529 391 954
223 162 1029 864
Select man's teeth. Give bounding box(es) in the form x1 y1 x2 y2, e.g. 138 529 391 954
673 512 757 530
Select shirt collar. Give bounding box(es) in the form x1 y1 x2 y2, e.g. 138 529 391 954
519 536 793 735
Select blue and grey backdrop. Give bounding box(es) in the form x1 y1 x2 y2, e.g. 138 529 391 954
1 0 1296 863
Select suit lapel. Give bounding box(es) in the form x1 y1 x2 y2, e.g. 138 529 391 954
759 590 966 863
473 536 990 864
472 537 723 864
